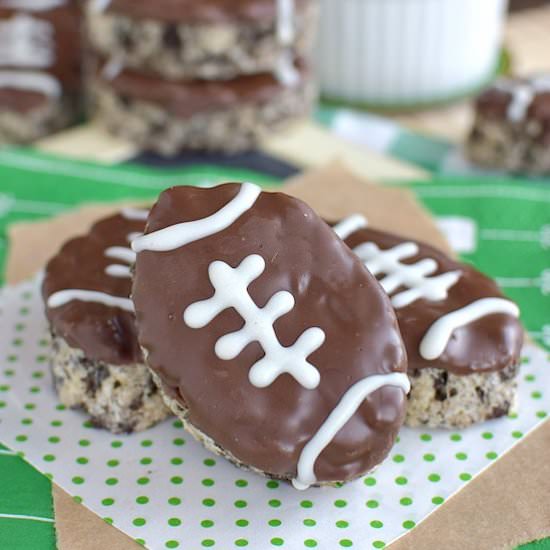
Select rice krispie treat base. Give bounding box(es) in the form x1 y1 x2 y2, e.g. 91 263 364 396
406 364 518 429
0 93 77 145
51 333 170 434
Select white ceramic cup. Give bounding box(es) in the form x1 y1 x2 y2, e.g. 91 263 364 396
316 0 509 108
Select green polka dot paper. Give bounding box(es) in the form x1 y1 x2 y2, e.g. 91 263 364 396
1 279 549 550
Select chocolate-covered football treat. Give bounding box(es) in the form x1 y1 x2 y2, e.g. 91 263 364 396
42 210 170 434
93 62 314 154
334 215 524 428
467 75 550 174
132 183 409 488
0 0 82 144
86 0 317 80
91 58 313 155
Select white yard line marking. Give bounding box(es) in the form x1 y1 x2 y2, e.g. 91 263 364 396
480 226 550 248
0 449 17 456
0 150 251 191
0 150 181 190
11 198 67 215
495 277 540 287
415 185 550 203
0 513 54 524
496 270 550 294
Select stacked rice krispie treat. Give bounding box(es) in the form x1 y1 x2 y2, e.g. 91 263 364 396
86 0 318 155
0 0 82 144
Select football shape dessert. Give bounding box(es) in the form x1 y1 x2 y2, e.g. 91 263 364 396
334 215 524 428
42 210 170 433
132 182 410 488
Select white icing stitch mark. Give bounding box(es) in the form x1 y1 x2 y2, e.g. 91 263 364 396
354 241 461 309
0 15 54 68
105 264 131 278
184 254 325 389
275 0 299 87
0 70 60 97
127 231 142 242
104 233 139 279
495 76 550 122
121 208 148 221
89 0 111 12
105 246 136 264
275 50 301 87
132 183 261 253
102 57 124 80
419 298 520 361
0 0 66 10
277 0 295 44
47 290 134 312
292 372 411 490
333 214 368 240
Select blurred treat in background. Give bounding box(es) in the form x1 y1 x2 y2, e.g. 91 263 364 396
509 0 550 10
86 0 317 80
0 0 82 145
316 0 509 110
85 0 319 155
467 75 550 174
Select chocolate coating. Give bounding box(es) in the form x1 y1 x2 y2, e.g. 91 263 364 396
475 87 513 120
0 88 48 113
133 184 408 484
105 0 309 24
42 213 144 365
99 63 304 117
340 225 523 376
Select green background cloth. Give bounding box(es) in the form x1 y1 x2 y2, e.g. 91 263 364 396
0 147 548 549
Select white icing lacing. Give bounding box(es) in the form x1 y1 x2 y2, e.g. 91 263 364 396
333 214 368 240
334 215 462 309
0 70 60 96
275 0 300 87
277 0 295 44
292 372 410 490
184 254 325 389
495 76 550 122
355 241 462 309
0 0 66 10
105 264 131 278
103 230 141 279
0 15 55 68
105 246 135 265
132 183 261 253
121 208 149 221
127 231 142 242
47 290 134 312
89 0 111 12
48 224 143 309
419 297 520 361
102 57 124 81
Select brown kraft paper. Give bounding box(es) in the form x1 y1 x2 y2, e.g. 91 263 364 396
6 163 550 550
